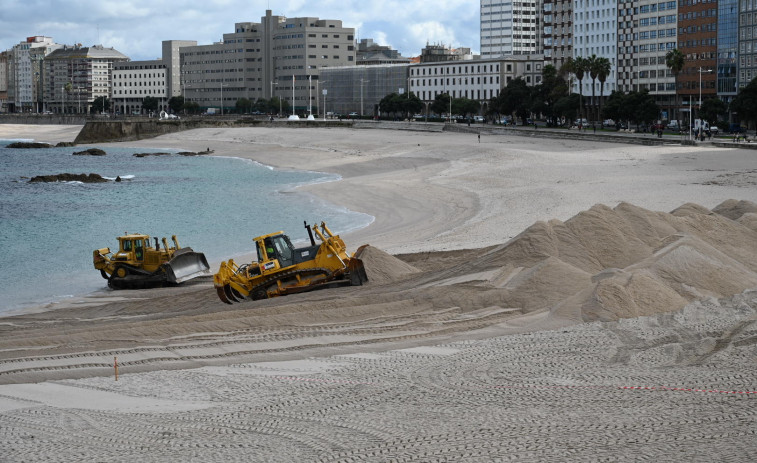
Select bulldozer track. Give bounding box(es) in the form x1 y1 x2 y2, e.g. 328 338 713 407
247 267 346 300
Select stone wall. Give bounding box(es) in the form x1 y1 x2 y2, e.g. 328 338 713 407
0 115 86 125
74 119 354 144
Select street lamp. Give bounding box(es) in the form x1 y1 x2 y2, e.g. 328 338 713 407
316 79 327 118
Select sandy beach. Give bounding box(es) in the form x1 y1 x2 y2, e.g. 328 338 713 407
1 123 756 461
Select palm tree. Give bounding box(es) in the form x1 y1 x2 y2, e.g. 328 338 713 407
665 49 685 125
587 55 599 122
573 56 588 125
595 57 612 123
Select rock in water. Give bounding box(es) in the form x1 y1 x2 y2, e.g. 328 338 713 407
6 142 53 149
73 148 106 156
29 173 109 183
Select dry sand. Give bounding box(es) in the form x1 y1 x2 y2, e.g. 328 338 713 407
1 124 756 461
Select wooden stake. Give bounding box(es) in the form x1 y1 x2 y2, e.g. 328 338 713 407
114 356 119 381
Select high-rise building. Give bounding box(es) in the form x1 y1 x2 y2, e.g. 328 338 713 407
572 0 617 99
43 44 129 114
0 51 8 112
180 10 355 114
542 0 573 70
738 0 757 89
677 0 718 121
481 0 543 58
718 0 738 104
616 1 677 119
7 36 62 112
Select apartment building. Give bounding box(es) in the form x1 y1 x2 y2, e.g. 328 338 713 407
180 10 355 114
0 51 7 112
572 0 617 97
7 36 62 112
481 0 544 58
43 44 128 114
677 0 718 113
739 0 757 89
542 0 573 70
112 40 196 115
616 1 678 120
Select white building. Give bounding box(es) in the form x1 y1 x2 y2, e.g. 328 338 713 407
112 40 195 115
409 55 545 105
7 36 62 112
572 0 618 97
481 0 543 58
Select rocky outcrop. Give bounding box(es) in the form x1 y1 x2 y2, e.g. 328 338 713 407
133 152 172 157
56 142 76 147
73 148 106 156
29 173 109 183
134 149 213 157
6 142 53 149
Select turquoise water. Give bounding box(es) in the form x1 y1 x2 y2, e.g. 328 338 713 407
0 140 373 313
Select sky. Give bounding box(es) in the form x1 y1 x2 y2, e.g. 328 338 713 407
1 0 480 60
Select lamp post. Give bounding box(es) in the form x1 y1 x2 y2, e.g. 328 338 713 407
315 79 326 118
270 80 279 116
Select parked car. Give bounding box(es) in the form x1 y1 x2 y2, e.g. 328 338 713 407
602 119 615 127
474 115 484 123
710 126 720 135
348 112 358 118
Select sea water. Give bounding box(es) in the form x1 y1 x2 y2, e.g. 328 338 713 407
0 140 373 314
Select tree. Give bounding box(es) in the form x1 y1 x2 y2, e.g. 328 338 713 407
699 98 727 124
235 98 252 114
572 56 589 123
142 96 159 113
430 92 451 118
587 54 599 121
92 96 110 114
730 77 757 129
553 93 580 124
594 57 612 123
168 96 185 114
665 48 685 123
402 92 424 118
452 97 480 118
531 64 569 126
183 101 201 114
491 77 531 124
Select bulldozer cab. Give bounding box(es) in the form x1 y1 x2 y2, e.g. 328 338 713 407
118 235 148 263
258 234 295 268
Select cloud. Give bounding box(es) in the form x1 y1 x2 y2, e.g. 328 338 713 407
1 1 480 60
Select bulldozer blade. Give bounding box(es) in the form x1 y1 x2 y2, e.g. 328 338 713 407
216 286 232 305
165 252 211 283
348 256 368 286
224 284 241 303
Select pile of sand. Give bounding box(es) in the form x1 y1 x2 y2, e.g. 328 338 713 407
356 245 420 285
429 200 757 324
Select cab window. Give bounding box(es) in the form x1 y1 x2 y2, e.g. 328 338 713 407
122 240 132 252
135 239 144 260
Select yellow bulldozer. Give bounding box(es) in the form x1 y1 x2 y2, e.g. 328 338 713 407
94 233 210 289
214 221 368 304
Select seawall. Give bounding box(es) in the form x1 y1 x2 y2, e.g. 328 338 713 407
74 118 354 144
